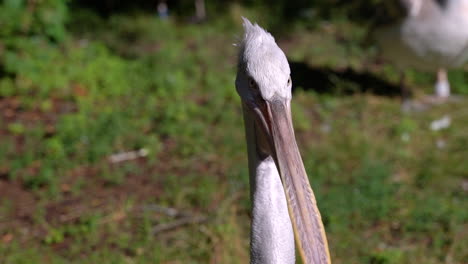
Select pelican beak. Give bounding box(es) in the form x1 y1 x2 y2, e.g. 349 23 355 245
249 98 331 264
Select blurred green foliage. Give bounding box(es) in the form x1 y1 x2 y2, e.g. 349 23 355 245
0 0 69 41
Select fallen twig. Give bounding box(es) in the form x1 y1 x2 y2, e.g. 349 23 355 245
151 215 208 234
430 115 451 131
108 149 148 163
139 204 209 234
140 204 190 218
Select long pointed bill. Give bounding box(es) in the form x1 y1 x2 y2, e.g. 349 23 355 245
256 99 331 264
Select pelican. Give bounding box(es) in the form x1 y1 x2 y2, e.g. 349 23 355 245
374 0 468 98
235 18 331 264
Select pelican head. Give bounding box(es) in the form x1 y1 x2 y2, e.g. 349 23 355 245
235 18 331 264
235 18 294 160
236 19 291 102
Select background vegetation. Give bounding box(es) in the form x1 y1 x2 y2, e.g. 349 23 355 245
0 0 467 263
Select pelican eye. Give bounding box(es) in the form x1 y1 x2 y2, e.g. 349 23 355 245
287 77 291 86
248 77 258 90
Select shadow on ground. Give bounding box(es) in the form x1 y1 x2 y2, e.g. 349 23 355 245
290 61 401 97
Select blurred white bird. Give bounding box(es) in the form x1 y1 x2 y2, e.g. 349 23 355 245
373 0 468 98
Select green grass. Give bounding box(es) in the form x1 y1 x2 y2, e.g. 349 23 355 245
0 6 467 264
